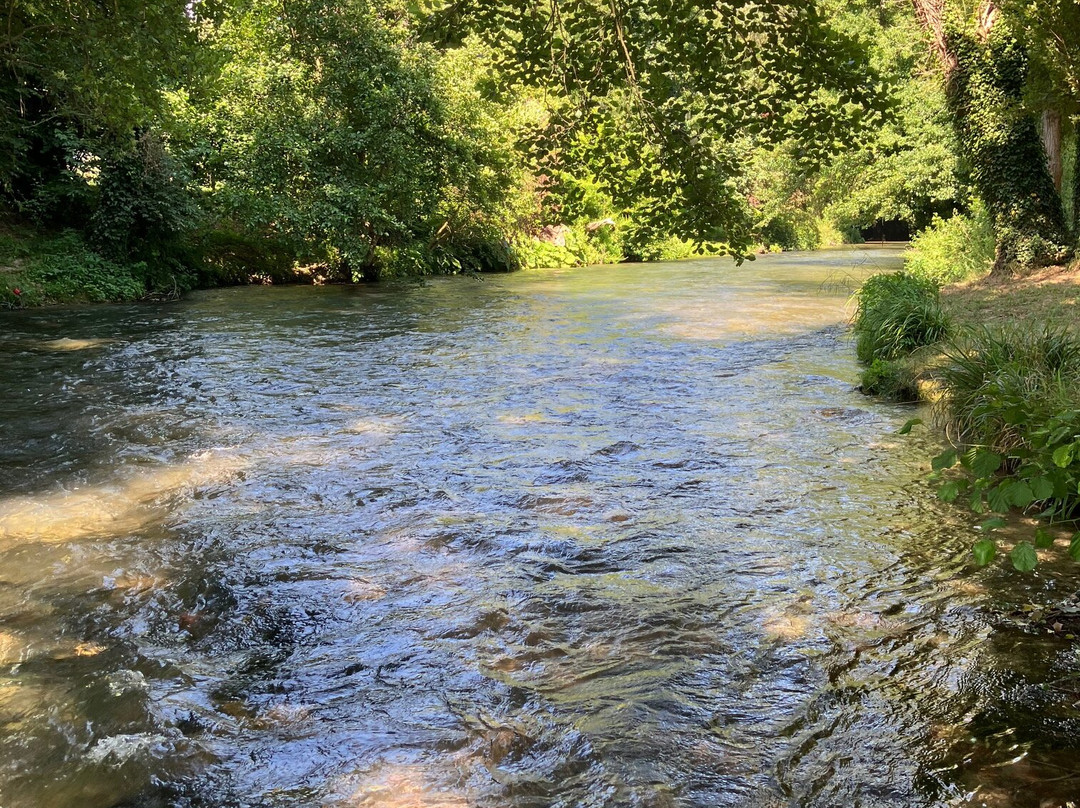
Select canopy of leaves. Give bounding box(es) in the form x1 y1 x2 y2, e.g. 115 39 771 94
423 0 888 254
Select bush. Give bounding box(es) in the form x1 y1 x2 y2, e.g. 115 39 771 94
192 228 297 286
853 272 950 363
905 202 995 286
759 214 821 251
0 230 146 306
512 221 627 269
931 327 1080 568
859 357 921 401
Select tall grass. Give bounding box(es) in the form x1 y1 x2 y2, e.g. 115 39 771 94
938 327 1080 525
941 327 1080 451
853 272 950 364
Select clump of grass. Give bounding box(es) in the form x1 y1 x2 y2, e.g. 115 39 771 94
932 327 1080 540
941 326 1080 454
853 272 950 364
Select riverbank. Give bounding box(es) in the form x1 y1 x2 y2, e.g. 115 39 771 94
854 258 1080 571
942 261 1080 333
0 218 788 310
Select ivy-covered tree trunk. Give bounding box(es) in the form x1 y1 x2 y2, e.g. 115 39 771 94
912 0 1072 271
1072 120 1080 236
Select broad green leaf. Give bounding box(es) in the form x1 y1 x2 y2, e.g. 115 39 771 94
931 449 958 471
970 450 1003 478
1053 444 1075 468
937 481 960 503
1034 528 1054 548
897 418 922 435
1070 533 1080 561
987 484 1012 513
980 517 1007 531
1007 481 1034 508
1030 476 1054 501
972 538 996 565
1010 542 1038 572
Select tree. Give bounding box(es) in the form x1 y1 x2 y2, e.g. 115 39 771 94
1 1 206 210
426 0 888 257
911 0 1073 270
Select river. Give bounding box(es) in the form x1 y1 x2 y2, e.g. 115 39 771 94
1 247 1079 807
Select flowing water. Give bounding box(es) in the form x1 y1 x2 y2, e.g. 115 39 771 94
1 247 1079 808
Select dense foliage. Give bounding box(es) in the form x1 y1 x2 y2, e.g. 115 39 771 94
2 0 1079 304
0 0 895 300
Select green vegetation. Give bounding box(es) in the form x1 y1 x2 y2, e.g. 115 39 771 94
853 273 949 365
1 228 147 306
931 327 1080 567
855 267 1080 570
3 0 1078 304
1 0 904 304
905 203 996 286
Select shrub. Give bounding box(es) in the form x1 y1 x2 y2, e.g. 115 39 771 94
0 230 146 306
859 357 921 401
853 272 950 364
905 202 995 286
931 327 1080 569
192 229 297 286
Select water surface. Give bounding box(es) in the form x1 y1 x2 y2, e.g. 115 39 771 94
2 247 1079 808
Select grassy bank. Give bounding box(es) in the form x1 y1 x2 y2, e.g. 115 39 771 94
853 232 1080 570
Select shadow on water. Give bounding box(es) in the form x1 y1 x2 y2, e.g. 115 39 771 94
2 247 1080 807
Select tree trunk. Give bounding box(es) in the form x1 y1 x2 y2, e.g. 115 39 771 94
1041 109 1063 192
911 0 1072 271
1073 119 1080 236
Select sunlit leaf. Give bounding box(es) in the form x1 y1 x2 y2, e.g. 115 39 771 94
1053 444 1075 468
1010 542 1038 572
897 417 922 435
973 538 996 565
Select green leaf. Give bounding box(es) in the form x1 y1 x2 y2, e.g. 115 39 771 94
980 517 1007 531
987 484 1012 513
1070 533 1080 561
937 481 960 503
897 418 922 435
1048 425 1072 445
1007 481 1034 508
1010 542 1038 572
931 449 958 471
1030 476 1055 501
973 538 996 565
1034 528 1054 548
1052 444 1075 468
970 450 1003 478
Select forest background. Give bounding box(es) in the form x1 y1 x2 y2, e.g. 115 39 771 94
2 0 1076 305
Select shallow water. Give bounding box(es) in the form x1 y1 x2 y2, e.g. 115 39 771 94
1 247 1079 808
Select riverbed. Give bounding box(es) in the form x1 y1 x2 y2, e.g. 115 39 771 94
1 247 1078 807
